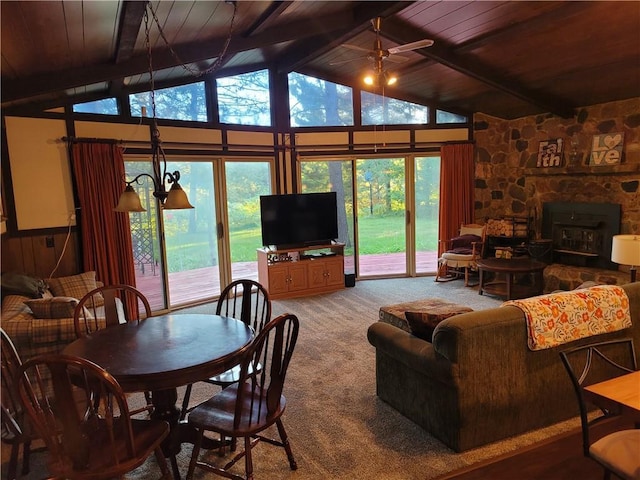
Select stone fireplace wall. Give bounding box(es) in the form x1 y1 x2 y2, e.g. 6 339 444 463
473 97 640 276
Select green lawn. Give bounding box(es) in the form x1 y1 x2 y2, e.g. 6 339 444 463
165 215 439 272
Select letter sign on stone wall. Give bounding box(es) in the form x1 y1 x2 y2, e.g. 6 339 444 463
589 133 624 166
537 138 564 167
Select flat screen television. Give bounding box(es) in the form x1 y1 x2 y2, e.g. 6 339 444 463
260 192 339 249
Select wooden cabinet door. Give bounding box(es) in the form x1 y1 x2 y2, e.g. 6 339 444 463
268 264 290 296
324 257 344 287
287 263 308 292
307 261 327 288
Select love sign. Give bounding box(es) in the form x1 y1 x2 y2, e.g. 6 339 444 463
589 133 624 166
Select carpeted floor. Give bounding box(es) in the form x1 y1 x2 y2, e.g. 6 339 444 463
2 277 585 479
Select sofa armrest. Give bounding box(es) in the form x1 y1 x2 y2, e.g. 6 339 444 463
3 313 78 362
367 322 455 384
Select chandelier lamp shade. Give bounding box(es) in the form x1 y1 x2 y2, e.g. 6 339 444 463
611 234 640 283
114 4 194 213
114 120 194 212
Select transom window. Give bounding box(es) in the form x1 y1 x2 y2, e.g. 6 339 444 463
288 72 354 127
129 82 207 121
217 69 271 126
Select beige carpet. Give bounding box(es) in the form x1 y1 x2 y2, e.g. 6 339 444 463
2 277 583 479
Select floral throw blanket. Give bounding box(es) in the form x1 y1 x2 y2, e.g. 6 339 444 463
503 285 632 351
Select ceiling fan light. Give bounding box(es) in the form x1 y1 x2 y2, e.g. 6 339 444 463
363 71 376 86
385 72 398 86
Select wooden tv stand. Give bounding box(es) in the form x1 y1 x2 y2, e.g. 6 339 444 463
257 243 345 299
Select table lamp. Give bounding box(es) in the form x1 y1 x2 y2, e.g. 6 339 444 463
611 235 640 282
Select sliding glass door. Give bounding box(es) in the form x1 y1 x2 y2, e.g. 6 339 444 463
224 160 273 282
414 156 441 275
356 157 406 276
128 157 273 311
163 161 219 306
299 154 440 279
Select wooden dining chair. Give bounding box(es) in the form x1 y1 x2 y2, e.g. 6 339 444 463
74 283 154 415
186 312 299 480
1 329 45 480
180 279 271 420
559 338 640 480
73 283 151 337
15 353 171 480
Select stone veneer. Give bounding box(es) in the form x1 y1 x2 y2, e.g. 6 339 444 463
473 97 640 279
543 264 630 293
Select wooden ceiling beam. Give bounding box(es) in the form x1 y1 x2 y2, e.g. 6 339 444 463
114 0 146 63
454 2 586 55
1 9 358 104
275 1 411 73
381 18 576 118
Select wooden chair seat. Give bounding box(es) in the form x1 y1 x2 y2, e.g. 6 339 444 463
16 353 170 480
180 279 271 420
186 313 299 480
1 329 45 480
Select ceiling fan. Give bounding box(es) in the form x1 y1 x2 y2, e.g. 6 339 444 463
334 17 433 86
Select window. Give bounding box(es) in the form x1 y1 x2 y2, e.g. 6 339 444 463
217 70 271 126
361 92 428 125
436 109 467 124
129 82 206 121
73 98 119 115
288 72 354 127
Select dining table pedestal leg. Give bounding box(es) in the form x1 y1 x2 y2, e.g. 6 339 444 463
150 388 182 479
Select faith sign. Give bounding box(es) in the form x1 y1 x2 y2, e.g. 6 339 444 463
537 138 564 167
589 133 624 166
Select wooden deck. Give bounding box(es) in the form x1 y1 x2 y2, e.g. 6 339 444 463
136 251 439 311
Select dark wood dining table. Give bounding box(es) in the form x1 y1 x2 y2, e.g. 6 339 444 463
63 313 254 479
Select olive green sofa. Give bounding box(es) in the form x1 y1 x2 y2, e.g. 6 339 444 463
367 282 640 452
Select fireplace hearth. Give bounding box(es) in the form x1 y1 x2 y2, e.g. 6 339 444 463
541 202 621 270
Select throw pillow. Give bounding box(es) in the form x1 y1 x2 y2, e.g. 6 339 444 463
1 272 47 299
450 234 482 249
25 297 79 319
2 294 33 317
405 305 474 342
46 271 103 305
404 311 440 342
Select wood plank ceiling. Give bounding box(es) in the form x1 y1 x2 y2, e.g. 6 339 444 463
1 1 639 120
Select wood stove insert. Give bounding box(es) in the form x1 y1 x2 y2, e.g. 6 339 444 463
541 202 621 270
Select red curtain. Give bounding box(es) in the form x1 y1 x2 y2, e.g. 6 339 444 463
438 143 475 256
70 143 137 295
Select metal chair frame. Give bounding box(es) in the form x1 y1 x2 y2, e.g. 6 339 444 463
559 338 639 480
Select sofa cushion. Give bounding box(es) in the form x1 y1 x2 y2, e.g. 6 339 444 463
24 297 79 319
1 294 33 318
47 272 103 305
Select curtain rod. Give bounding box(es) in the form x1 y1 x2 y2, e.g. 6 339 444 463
61 136 124 145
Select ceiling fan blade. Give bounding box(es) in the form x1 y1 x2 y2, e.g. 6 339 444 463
341 43 373 54
387 38 434 54
329 56 367 66
384 54 409 64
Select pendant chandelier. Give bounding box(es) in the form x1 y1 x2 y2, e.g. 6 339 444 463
115 6 193 212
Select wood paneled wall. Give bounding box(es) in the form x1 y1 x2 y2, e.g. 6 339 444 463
1 230 80 279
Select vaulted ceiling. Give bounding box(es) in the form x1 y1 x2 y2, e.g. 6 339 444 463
2 1 639 120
